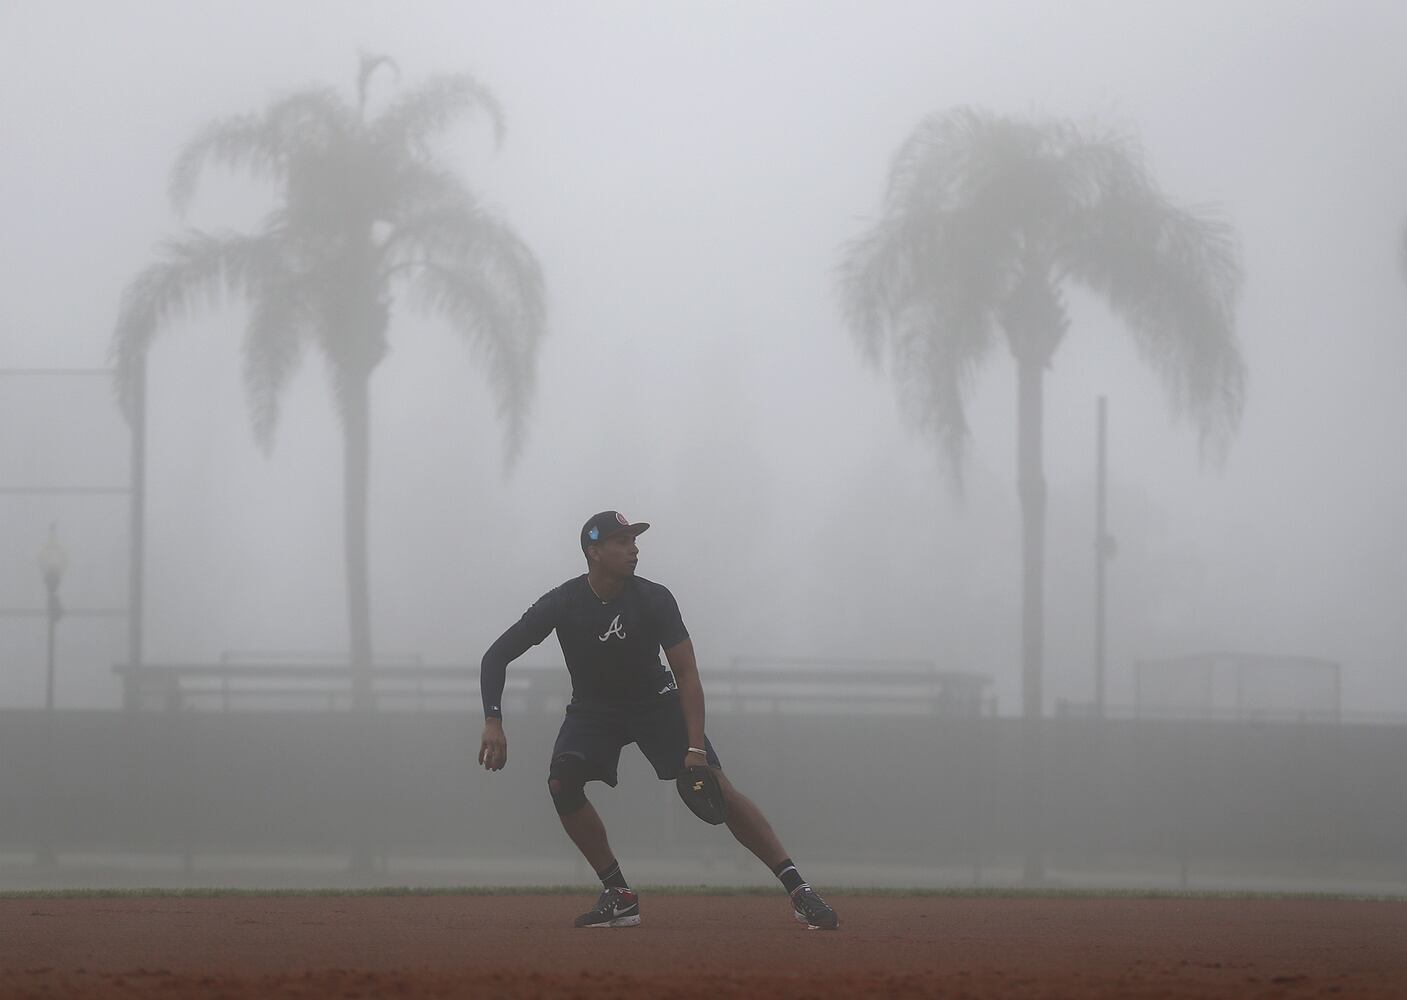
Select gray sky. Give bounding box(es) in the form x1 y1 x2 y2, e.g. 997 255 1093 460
1 0 1405 715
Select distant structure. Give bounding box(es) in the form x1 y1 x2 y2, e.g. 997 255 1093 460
113 653 996 717
1134 651 1341 723
0 367 140 708
721 657 994 717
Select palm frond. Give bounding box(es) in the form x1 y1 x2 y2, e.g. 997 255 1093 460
882 106 986 217
839 109 1015 479
110 229 280 419
842 111 1013 363
371 73 505 157
839 216 998 480
838 217 916 366
243 274 313 451
137 57 545 467
385 187 546 334
1060 174 1244 456
356 51 401 116
894 297 995 488
409 255 545 466
842 104 1247 477
375 100 544 459
957 116 1067 246
383 166 536 285
1053 122 1144 208
168 88 350 215
374 163 477 255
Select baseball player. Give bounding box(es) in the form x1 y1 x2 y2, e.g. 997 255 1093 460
478 511 839 929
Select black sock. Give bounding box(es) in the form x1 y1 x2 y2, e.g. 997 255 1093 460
771 857 807 895
597 859 629 891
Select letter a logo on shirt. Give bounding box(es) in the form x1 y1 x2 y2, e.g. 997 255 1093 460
598 614 627 641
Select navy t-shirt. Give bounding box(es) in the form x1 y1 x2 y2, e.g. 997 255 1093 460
480 575 689 718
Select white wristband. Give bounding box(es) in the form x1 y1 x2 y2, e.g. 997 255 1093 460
687 746 707 757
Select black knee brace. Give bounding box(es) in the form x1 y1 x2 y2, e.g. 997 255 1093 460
548 753 589 816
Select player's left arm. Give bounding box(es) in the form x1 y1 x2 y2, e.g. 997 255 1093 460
664 638 709 769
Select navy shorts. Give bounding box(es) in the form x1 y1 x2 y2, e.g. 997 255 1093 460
551 691 722 786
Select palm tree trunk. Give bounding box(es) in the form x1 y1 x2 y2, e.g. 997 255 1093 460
341 370 374 713
340 364 381 875
1016 353 1046 885
1016 356 1045 721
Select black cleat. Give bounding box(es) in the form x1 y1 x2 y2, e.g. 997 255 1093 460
574 886 641 928
791 885 839 930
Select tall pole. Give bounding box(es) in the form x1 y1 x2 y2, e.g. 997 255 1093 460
1017 358 1046 722
41 595 56 866
127 354 147 682
1016 356 1046 885
37 524 66 868
1095 395 1108 719
45 600 57 711
39 522 67 711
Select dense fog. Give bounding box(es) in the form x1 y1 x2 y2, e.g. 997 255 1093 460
2 1 1406 891
5 0 1404 716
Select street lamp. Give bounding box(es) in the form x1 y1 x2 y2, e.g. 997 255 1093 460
38 522 67 711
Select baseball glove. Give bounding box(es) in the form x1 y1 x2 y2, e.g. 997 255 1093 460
676 764 728 825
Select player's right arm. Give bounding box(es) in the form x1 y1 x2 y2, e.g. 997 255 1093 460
478 589 560 772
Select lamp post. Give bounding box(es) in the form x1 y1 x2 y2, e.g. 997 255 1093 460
38 522 67 711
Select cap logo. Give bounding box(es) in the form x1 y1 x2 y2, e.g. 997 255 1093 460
588 527 600 541
615 512 629 526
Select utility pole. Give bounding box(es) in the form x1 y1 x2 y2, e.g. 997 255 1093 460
1094 396 1115 718
128 354 147 685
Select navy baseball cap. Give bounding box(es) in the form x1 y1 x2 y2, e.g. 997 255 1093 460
580 511 650 552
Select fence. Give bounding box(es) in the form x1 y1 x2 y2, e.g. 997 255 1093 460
1134 651 1341 723
0 367 141 711
112 656 994 717
2 704 1404 893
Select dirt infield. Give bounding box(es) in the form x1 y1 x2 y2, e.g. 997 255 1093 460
2 892 1405 998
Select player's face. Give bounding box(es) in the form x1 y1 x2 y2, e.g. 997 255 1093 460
594 531 639 576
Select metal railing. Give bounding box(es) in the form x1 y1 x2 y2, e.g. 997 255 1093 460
112 655 995 717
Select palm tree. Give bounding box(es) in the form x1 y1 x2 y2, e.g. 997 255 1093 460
840 107 1244 724
112 54 546 710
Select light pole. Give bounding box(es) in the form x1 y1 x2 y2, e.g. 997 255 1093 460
38 522 67 711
